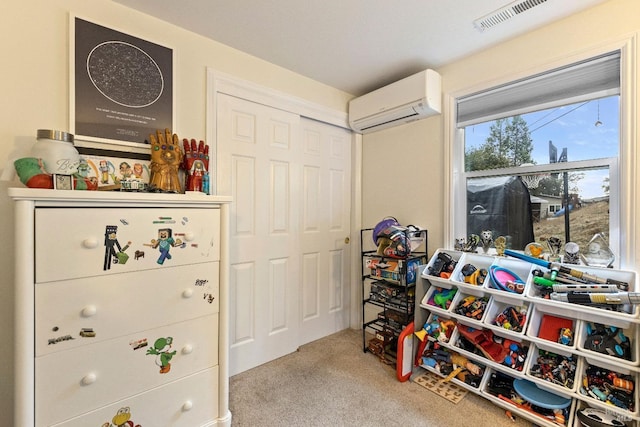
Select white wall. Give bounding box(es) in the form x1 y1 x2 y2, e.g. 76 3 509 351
0 1 352 425
361 115 443 243
361 0 640 259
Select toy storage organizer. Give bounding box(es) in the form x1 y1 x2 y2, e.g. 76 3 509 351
413 248 639 427
361 228 427 364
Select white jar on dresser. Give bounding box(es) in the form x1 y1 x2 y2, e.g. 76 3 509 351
10 188 232 427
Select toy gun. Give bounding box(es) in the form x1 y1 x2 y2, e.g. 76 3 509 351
532 276 620 293
504 249 629 290
550 292 640 305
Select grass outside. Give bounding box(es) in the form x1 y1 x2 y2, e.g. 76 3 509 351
532 200 609 252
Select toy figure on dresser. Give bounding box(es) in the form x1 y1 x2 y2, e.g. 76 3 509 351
183 138 210 193
148 129 184 193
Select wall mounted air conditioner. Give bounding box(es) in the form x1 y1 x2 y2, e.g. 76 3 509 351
348 69 442 134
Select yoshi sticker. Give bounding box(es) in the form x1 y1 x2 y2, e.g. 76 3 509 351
146 336 176 374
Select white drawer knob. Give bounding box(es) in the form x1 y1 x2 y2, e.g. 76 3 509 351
182 288 194 298
184 232 195 242
82 237 99 249
182 400 193 411
81 305 97 317
81 372 97 385
182 344 193 355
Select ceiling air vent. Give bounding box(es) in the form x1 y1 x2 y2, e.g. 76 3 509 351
473 0 548 32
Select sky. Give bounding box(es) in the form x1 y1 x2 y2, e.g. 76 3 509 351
464 95 619 199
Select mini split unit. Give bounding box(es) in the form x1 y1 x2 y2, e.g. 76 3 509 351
348 69 442 134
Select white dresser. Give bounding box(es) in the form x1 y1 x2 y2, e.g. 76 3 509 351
10 188 232 427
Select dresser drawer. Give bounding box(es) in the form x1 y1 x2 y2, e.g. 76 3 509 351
35 207 220 283
50 367 219 427
36 314 219 426
35 263 219 357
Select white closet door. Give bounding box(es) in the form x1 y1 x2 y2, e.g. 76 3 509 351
217 93 301 376
298 117 352 345
217 94 351 375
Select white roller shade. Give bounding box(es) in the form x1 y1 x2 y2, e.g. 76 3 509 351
457 51 620 127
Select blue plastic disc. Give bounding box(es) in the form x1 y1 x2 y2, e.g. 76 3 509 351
513 379 571 409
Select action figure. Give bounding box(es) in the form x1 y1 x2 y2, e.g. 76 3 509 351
99 160 110 184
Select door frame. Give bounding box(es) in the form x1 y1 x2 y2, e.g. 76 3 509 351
205 69 363 331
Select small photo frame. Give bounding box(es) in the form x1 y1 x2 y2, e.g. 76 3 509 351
54 174 74 190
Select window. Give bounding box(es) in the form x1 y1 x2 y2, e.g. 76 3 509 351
452 52 621 265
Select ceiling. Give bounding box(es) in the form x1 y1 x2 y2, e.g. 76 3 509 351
113 0 609 96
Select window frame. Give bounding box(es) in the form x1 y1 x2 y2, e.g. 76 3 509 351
444 38 636 270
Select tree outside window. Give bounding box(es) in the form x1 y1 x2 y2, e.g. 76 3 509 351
461 96 618 257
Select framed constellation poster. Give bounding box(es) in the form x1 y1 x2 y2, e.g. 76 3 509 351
70 16 173 154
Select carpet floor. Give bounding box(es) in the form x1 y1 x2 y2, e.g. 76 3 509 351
229 328 532 426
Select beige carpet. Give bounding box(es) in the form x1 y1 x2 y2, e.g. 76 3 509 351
229 329 530 426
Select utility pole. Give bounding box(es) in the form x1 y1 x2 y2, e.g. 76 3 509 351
549 141 570 243
558 147 570 243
